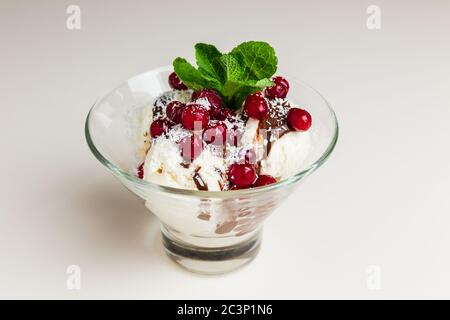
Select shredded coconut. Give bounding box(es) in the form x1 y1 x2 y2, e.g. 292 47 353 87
193 97 211 110
165 124 191 143
268 97 291 119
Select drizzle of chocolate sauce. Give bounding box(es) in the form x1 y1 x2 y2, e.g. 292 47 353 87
257 100 292 155
152 105 164 120
193 167 208 191
152 92 174 120
197 211 211 221
214 167 225 191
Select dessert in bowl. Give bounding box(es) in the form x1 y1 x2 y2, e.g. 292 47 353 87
85 41 338 274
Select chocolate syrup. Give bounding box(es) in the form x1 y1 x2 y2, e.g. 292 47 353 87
214 168 225 191
257 99 292 156
197 211 211 221
152 91 175 120
193 167 208 191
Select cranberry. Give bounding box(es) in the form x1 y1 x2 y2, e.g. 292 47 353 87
243 94 269 120
203 122 227 146
265 76 289 99
181 104 210 130
137 163 144 179
252 175 277 187
228 163 257 188
192 89 222 108
287 108 312 131
168 72 188 90
150 119 170 138
215 108 235 121
239 148 257 164
192 89 223 118
276 77 290 90
179 134 204 162
166 101 185 124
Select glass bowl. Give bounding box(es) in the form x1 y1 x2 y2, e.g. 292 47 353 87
85 66 338 274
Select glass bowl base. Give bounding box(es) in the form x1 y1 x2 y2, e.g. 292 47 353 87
161 225 262 275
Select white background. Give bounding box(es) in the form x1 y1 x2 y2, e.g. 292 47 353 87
1 0 449 299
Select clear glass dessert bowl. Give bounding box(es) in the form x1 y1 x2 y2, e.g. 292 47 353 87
85 66 338 275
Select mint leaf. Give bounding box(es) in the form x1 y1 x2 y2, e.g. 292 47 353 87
195 43 224 82
253 78 275 87
173 57 222 92
222 82 257 107
222 78 273 107
219 55 274 107
173 58 206 91
172 41 278 109
230 41 277 80
219 54 243 81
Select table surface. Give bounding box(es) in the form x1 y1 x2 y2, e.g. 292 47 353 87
1 0 450 299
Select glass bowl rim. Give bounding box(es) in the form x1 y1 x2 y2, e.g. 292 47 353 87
85 66 339 197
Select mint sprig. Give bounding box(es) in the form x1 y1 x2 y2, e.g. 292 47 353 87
173 41 278 110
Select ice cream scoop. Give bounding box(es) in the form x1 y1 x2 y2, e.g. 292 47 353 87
138 86 312 191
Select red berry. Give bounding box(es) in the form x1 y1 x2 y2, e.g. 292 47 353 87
150 119 170 138
168 72 188 90
228 163 256 188
276 76 290 90
179 134 204 162
203 121 227 145
192 89 222 108
137 163 144 179
192 89 223 118
239 148 257 164
181 104 210 130
265 76 289 99
287 108 312 131
215 108 235 121
244 94 269 120
166 101 185 124
252 175 277 187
